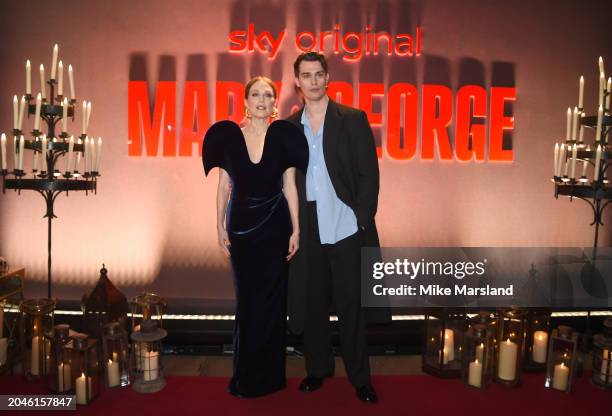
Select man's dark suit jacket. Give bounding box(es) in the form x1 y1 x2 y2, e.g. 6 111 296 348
286 99 391 334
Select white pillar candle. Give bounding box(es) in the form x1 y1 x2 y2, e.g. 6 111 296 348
18 96 26 131
30 336 40 375
601 349 610 382
33 138 39 171
553 143 559 177
444 329 455 362
595 105 603 142
570 144 578 179
606 77 611 111
86 101 92 130
558 145 567 177
13 95 18 130
12 136 17 170
39 64 46 100
565 107 571 141
75 139 81 172
571 107 579 141
34 93 42 132
75 373 89 405
89 137 95 172
578 75 584 109
107 359 120 387
582 159 588 178
578 113 585 143
532 331 548 363
0 134 6 170
0 337 7 366
82 101 87 135
18 135 25 171
62 98 68 133
497 338 518 381
83 137 89 173
26 60 31 95
599 72 605 107
66 136 74 173
552 362 569 391
57 61 63 96
142 350 159 381
468 359 483 388
50 44 58 80
57 362 72 392
95 138 102 172
599 56 605 74
68 65 75 101
41 135 47 173
594 145 602 181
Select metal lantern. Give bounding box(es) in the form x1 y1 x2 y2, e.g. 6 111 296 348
102 322 130 388
545 325 578 393
591 318 612 389
422 308 466 378
494 308 526 386
19 298 56 379
130 319 167 393
0 267 24 374
44 324 71 393
523 308 551 372
461 324 493 390
468 311 498 338
64 334 101 405
130 293 167 331
82 265 128 340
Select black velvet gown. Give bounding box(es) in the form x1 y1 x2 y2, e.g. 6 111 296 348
202 119 308 397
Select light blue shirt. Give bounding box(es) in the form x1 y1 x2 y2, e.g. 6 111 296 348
301 109 358 244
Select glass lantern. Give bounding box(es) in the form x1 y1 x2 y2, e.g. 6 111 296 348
494 308 526 387
44 324 71 393
130 293 167 331
461 323 493 390
64 334 101 405
468 311 498 337
545 325 578 393
422 308 466 378
130 319 167 393
591 318 612 389
102 322 130 388
0 269 24 375
19 298 56 379
523 308 551 372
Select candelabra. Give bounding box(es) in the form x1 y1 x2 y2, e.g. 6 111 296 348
0 44 102 298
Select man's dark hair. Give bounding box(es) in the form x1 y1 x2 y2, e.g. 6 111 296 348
293 52 328 77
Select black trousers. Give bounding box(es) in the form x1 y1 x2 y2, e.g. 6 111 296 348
303 201 371 388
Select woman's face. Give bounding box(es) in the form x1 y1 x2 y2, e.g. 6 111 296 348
245 80 276 120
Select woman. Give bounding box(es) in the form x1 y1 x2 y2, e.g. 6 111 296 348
202 76 308 397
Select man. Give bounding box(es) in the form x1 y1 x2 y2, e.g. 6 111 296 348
286 52 381 404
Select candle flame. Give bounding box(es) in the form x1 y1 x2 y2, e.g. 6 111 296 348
475 359 479 364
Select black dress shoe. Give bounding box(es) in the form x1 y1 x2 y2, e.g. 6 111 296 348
298 376 324 392
355 384 378 404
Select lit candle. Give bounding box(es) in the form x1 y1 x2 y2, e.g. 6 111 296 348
594 145 602 182
26 60 31 95
553 143 559 177
497 338 518 381
107 359 120 387
552 362 569 391
532 331 548 363
0 337 7 366
468 359 483 388
86 101 92 130
58 362 72 392
18 96 26 131
565 107 571 141
595 105 603 142
95 138 102 172
89 137 95 172
50 44 58 80
33 138 39 171
142 350 159 381
75 139 81 172
68 64 75 101
31 336 40 375
13 95 18 130
444 329 455 362
571 107 579 141
570 144 578 179
599 56 605 74
578 112 584 143
57 61 64 97
41 135 48 173
582 159 588 178
75 373 90 405
66 136 74 173
62 98 68 133
578 75 584 109
12 136 17 170
601 349 610 382
84 136 89 173
82 101 87 135
0 134 6 170
606 77 611 111
559 145 567 177
599 72 605 107
18 135 25 171
39 64 46 100
34 93 42 132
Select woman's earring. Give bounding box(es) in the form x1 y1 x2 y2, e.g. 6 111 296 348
245 107 251 118
271 107 279 119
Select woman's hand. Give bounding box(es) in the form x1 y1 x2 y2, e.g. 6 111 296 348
286 231 299 261
218 225 231 257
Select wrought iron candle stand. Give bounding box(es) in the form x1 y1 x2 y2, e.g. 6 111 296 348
1 73 100 298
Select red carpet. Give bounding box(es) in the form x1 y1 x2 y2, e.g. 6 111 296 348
0 373 609 415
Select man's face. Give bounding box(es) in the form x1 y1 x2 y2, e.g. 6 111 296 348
294 60 329 102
